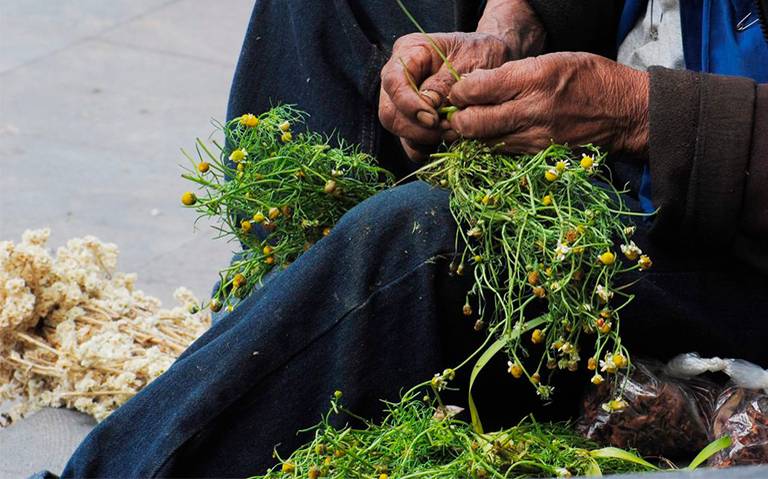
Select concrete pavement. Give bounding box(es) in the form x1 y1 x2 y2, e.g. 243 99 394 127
0 1 254 475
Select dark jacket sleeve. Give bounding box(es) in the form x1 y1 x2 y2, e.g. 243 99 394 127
648 66 768 272
525 0 625 58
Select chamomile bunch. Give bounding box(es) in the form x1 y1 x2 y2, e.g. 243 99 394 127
254 381 656 479
417 141 652 428
181 105 394 312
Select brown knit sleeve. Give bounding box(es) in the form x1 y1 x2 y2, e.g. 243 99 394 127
647 67 760 259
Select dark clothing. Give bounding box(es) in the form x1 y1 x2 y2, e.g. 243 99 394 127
526 0 768 272
227 0 768 273
62 181 768 477
62 1 768 476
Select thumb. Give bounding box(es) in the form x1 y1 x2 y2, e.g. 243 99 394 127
448 61 526 107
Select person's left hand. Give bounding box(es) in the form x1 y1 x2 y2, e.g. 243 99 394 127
444 52 650 157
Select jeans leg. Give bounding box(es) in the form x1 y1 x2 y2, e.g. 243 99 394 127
62 182 483 477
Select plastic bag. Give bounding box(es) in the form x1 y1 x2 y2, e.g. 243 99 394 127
577 360 719 458
708 387 768 467
665 353 768 393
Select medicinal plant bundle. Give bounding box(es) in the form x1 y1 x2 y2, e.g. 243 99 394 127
177 105 704 478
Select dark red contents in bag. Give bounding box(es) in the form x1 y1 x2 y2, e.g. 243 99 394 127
577 361 718 459
710 387 768 467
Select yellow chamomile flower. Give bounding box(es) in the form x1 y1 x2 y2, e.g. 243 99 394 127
531 328 544 344
239 113 260 127
542 195 552 206
580 154 594 169
240 220 252 233
612 352 628 369
545 169 559 182
620 241 642 261
555 160 569 172
181 191 197 206
263 245 274 255
253 212 266 223
598 251 616 265
602 398 629 412
232 273 246 289
197 162 210 173
278 120 291 131
229 148 247 162
507 361 523 378
268 207 281 220
281 131 292 143
209 299 222 312
281 462 295 473
638 254 653 270
591 374 604 385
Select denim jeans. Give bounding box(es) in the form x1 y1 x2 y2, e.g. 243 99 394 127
61 1 768 476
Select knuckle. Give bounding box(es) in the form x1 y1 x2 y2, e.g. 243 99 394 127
393 33 422 51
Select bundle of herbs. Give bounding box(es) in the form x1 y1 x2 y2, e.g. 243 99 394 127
181 107 730 476
415 141 651 429
181 105 394 312
252 389 657 479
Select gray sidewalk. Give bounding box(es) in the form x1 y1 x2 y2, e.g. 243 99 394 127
0 1 254 476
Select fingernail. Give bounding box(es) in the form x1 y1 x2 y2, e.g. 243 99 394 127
419 90 442 108
416 110 437 128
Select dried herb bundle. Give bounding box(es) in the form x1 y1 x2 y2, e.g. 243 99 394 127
0 229 210 424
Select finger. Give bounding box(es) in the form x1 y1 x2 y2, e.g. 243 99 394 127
379 89 442 144
401 138 434 162
442 129 459 144
381 46 439 126
419 63 460 108
450 102 527 139
485 128 552 154
449 59 535 107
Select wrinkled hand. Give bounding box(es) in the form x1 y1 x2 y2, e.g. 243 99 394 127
378 32 513 161
445 52 650 157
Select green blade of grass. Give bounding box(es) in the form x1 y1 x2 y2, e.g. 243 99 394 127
467 337 506 433
687 436 732 470
395 0 460 82
590 447 659 470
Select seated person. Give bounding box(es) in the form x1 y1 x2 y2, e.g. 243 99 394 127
61 0 768 476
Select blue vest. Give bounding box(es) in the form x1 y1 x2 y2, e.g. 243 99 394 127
618 0 768 213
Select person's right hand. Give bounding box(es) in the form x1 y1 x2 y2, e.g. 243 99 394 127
378 32 513 161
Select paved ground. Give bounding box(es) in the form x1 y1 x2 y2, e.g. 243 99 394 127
0 0 253 476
